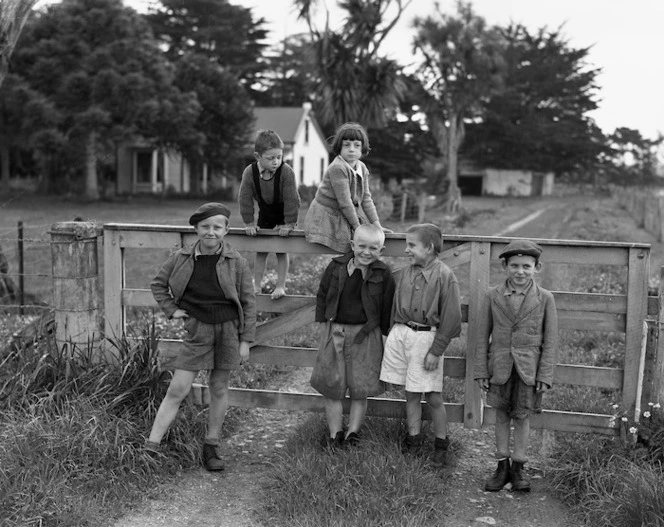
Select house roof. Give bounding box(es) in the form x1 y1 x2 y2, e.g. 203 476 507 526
253 106 329 150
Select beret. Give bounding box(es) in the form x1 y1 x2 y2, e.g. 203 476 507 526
499 239 543 260
189 202 231 225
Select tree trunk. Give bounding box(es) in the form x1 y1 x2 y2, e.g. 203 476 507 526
444 112 462 214
84 131 100 200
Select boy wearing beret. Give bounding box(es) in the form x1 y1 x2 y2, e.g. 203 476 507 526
146 202 256 471
474 239 558 492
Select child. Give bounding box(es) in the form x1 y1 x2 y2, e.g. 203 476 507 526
304 122 386 254
380 224 462 466
310 224 395 447
146 202 256 471
474 239 558 492
239 130 301 299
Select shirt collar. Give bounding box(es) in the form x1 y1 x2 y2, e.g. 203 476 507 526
339 156 363 178
194 241 223 260
410 258 438 283
503 279 533 296
347 257 368 279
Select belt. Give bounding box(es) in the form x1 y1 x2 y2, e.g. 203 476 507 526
405 321 435 332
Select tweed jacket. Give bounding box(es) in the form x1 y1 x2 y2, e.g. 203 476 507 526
473 280 558 387
315 252 395 343
151 241 256 342
311 155 379 230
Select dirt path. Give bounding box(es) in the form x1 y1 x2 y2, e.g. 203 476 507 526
113 192 656 527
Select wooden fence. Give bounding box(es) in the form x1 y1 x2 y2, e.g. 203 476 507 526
103 223 654 436
611 185 664 242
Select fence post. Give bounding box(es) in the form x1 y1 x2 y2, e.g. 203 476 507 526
50 221 101 357
17 221 24 315
644 266 664 405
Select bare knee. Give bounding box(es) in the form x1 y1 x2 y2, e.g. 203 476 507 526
425 392 443 408
165 380 192 402
208 371 230 398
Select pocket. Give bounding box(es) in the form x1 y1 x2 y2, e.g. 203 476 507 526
183 316 197 334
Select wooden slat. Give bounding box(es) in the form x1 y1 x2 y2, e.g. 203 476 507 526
440 242 472 268
622 247 649 412
255 304 316 344
558 311 624 332
464 241 491 428
553 291 627 314
103 229 125 344
554 364 622 389
120 230 182 249
483 407 617 435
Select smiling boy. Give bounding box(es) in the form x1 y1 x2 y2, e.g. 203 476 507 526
474 239 558 492
147 202 256 471
310 224 395 448
380 223 462 466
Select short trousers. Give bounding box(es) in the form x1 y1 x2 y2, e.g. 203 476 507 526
379 323 443 393
170 317 240 371
309 322 384 400
487 366 542 419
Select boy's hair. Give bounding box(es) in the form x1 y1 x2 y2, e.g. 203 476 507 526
255 130 284 154
330 122 371 156
407 223 443 255
354 223 385 246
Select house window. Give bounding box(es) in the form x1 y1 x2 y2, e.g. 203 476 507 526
299 156 305 184
305 120 309 143
135 150 152 184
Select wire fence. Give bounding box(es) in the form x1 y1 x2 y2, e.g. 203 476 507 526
0 221 55 314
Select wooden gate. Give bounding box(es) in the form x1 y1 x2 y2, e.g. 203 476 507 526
103 224 652 435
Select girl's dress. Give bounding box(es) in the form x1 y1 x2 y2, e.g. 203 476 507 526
304 156 379 253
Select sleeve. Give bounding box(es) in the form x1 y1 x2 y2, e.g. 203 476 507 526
380 267 396 336
359 163 379 224
536 291 559 387
326 163 361 229
150 252 179 318
315 263 334 322
430 272 462 356
238 165 257 226
473 291 493 380
281 164 301 225
237 258 257 342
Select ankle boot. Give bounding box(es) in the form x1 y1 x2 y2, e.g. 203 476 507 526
510 460 531 492
202 443 225 471
485 458 511 491
431 437 450 467
402 433 425 456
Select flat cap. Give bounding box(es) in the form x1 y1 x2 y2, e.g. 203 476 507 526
499 239 543 260
189 202 231 225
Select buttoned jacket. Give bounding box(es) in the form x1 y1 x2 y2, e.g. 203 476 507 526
151 241 256 342
473 280 558 387
315 252 395 343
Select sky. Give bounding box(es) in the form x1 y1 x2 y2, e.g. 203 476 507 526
238 0 663 140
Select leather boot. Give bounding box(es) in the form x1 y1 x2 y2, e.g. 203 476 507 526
431 437 450 467
202 443 225 471
484 458 511 491
510 460 531 492
402 433 425 456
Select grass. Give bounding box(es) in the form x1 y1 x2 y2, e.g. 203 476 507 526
259 416 450 527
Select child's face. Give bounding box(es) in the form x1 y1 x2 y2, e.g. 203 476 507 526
195 214 229 253
351 230 384 267
255 148 283 173
339 139 363 166
502 254 540 288
405 233 434 267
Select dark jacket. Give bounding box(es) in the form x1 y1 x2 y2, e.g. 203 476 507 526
151 241 256 342
473 280 558 387
315 252 395 343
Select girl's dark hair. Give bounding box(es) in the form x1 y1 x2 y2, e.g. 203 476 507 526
407 223 443 254
330 122 371 156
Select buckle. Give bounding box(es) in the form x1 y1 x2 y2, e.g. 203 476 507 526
406 321 432 332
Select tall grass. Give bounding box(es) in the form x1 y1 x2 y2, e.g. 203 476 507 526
0 321 222 527
260 416 450 527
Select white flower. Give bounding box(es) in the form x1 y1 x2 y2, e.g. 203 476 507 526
643 411 651 418
612 404 620 409
648 402 655 407
621 416 628 422
608 419 616 427
629 427 638 434
654 403 661 409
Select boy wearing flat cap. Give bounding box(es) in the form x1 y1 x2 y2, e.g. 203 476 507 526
146 202 256 471
473 239 558 492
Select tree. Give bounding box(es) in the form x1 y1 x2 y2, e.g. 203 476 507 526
603 127 664 185
8 0 202 199
462 23 606 176
146 0 268 90
293 0 410 131
412 1 506 212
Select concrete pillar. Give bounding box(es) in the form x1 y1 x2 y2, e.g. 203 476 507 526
50 221 101 356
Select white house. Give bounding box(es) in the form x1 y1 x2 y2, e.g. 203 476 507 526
252 102 330 187
458 160 554 197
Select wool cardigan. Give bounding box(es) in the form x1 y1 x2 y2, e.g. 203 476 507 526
473 280 558 388
151 241 256 343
